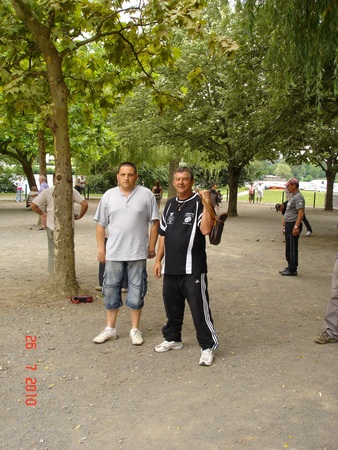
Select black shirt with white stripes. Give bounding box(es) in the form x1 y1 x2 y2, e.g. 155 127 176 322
159 193 207 275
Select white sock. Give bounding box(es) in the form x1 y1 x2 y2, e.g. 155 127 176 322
105 326 115 332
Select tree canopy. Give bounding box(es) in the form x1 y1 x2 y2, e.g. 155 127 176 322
0 0 207 294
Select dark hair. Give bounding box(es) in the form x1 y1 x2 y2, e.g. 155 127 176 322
117 162 137 174
173 166 194 181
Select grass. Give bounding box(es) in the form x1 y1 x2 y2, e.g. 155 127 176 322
237 189 326 208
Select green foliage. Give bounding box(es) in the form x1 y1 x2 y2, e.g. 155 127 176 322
0 165 17 192
244 0 338 102
86 165 170 194
86 172 117 194
274 163 292 180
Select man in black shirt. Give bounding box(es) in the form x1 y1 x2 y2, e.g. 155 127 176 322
153 167 219 366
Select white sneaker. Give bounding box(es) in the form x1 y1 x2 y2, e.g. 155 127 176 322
199 348 214 366
93 328 118 344
154 340 183 353
95 285 102 291
305 231 312 236
130 329 144 345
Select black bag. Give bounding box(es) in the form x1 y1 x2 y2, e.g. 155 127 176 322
201 199 227 245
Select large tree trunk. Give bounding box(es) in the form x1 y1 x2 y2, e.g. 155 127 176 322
227 164 241 217
20 154 36 191
12 0 78 295
48 60 78 294
324 169 336 211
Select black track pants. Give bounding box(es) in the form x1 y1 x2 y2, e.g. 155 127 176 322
161 273 219 350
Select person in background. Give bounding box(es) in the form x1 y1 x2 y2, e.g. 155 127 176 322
153 166 219 366
217 189 223 208
152 180 163 211
26 185 38 208
37 175 49 230
303 215 313 237
209 183 219 210
93 162 159 346
248 183 255 203
255 182 264 203
38 175 49 193
14 176 24 202
79 175 86 197
278 177 305 276
315 253 338 344
75 176 82 194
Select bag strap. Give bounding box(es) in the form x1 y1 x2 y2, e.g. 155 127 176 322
201 196 227 224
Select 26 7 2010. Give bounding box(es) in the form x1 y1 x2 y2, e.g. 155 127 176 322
25 335 37 407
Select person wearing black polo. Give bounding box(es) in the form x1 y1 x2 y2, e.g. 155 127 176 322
153 166 219 366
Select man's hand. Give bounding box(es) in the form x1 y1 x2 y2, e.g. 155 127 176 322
97 250 106 264
148 249 156 259
153 261 162 279
199 189 212 204
292 227 300 236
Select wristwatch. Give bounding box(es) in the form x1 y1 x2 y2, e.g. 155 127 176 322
294 225 298 229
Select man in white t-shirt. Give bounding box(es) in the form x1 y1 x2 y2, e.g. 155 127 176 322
255 182 264 203
93 162 159 346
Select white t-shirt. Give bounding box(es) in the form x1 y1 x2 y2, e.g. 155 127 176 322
32 186 84 230
15 179 25 189
94 185 159 261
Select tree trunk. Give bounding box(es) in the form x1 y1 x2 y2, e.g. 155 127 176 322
11 0 79 295
324 169 336 211
167 159 180 200
38 129 47 178
20 155 36 191
0 143 36 189
227 164 241 217
47 54 78 294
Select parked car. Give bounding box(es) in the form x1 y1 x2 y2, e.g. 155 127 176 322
303 180 327 191
299 181 311 190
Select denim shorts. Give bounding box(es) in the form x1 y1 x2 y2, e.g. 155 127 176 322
103 260 147 310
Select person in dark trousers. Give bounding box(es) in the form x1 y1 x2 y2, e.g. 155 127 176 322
153 166 219 366
277 177 305 276
152 180 163 211
248 183 255 203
